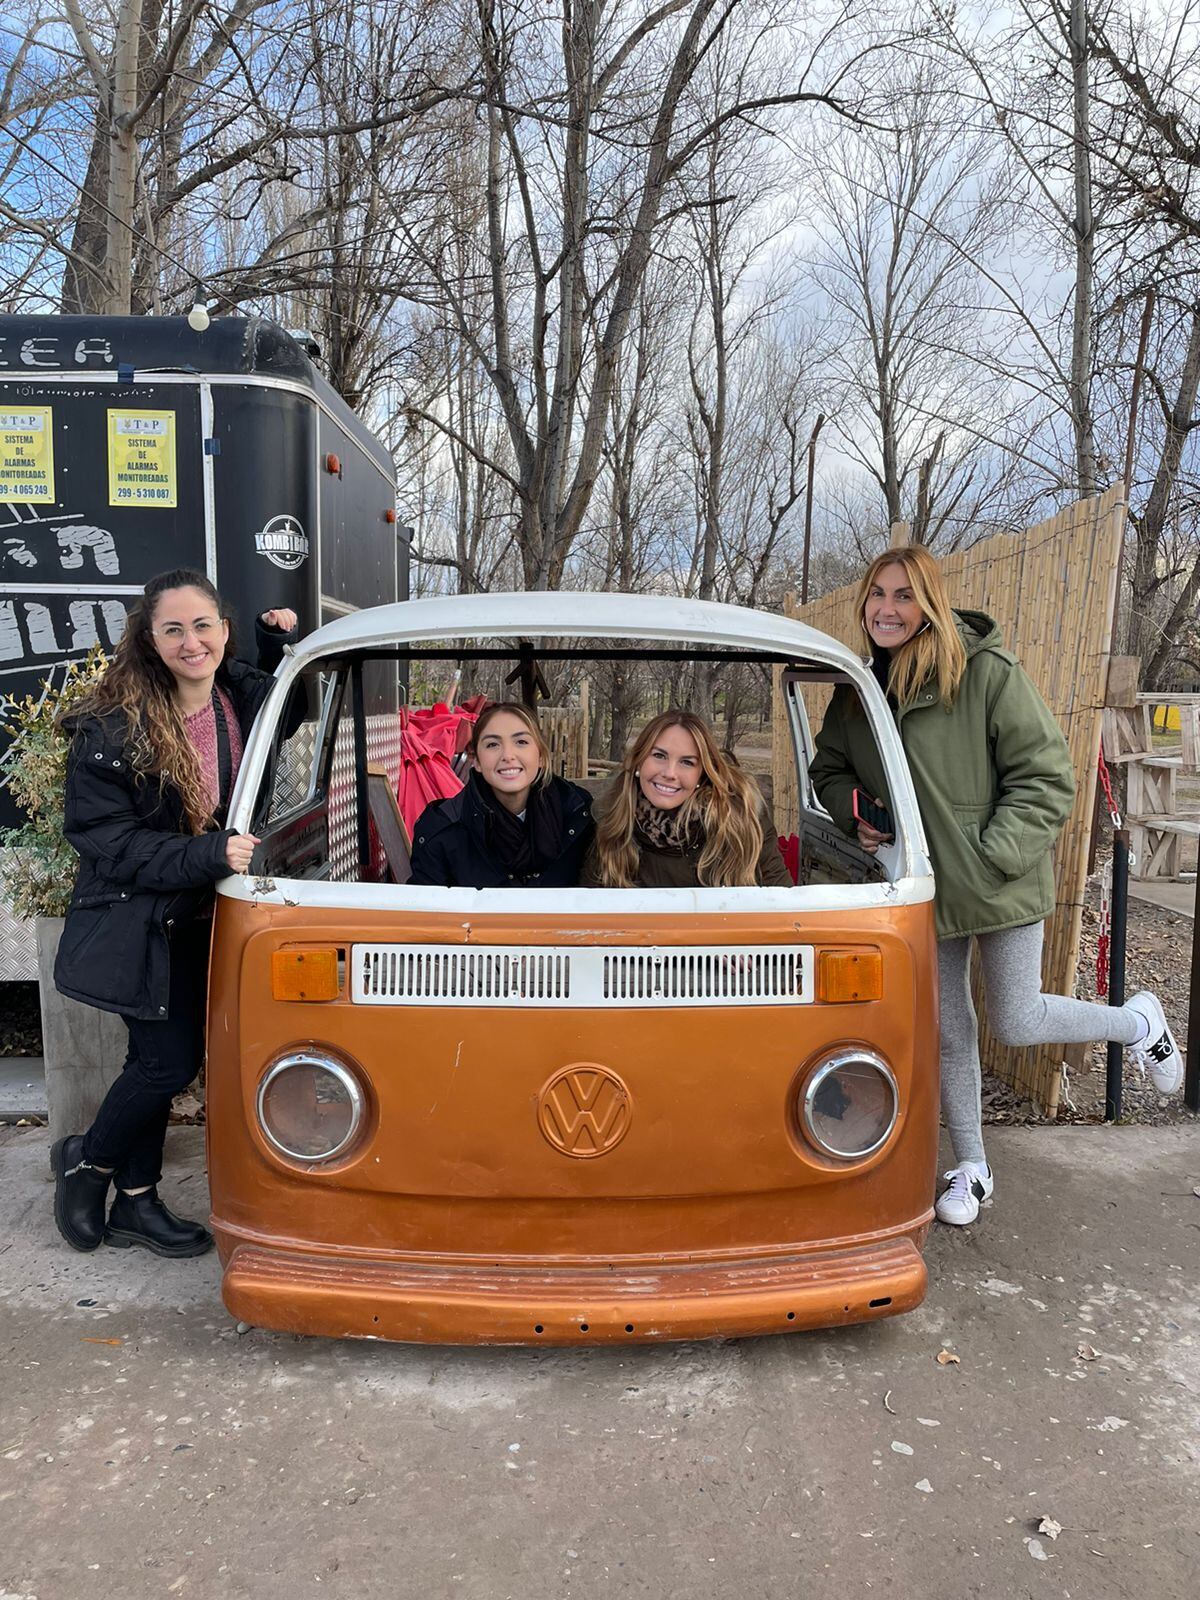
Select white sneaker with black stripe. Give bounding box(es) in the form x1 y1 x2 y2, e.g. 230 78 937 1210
935 1162 994 1226
1126 991 1184 1094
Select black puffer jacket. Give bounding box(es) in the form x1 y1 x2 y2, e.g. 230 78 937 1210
410 775 594 888
54 618 293 1019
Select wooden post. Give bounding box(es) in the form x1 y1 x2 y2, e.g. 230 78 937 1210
801 413 826 606
889 520 911 548
1105 656 1140 709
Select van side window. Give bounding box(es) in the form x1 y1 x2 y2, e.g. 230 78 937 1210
780 671 888 887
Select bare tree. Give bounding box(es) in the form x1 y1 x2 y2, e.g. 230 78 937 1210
394 0 884 590
2 0 471 336
808 60 1025 547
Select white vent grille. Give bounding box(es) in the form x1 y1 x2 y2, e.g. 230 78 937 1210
352 943 813 1007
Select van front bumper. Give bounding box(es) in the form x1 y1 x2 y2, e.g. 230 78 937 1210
217 1228 930 1345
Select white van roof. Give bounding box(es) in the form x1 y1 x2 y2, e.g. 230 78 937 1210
289 591 862 670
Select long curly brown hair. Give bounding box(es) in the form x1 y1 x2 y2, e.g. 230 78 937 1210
593 710 765 887
72 568 234 834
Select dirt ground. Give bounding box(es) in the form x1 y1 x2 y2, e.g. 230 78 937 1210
2 1121 1198 1600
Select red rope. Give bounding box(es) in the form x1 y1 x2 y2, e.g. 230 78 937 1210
1097 746 1122 829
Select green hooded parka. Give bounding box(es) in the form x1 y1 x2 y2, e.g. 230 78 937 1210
808 610 1076 940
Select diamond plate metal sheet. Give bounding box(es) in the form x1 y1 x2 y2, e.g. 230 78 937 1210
329 711 402 882
269 721 319 818
0 871 37 980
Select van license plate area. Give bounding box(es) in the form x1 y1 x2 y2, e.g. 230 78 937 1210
351 944 814 1008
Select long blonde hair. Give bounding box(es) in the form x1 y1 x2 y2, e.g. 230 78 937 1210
855 546 966 708
70 568 230 834
593 711 765 887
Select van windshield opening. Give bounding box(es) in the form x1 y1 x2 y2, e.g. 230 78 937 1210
247 640 896 892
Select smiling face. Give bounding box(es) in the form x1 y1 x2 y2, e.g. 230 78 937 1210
863 561 927 652
149 585 229 691
637 723 703 811
472 710 542 813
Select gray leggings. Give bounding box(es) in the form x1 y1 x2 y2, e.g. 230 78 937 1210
939 921 1142 1165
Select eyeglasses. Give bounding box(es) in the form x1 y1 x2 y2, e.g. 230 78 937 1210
153 618 222 642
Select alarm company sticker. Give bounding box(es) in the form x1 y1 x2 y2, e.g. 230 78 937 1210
108 409 177 508
254 514 309 570
0 405 55 502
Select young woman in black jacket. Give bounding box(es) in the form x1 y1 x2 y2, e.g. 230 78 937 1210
51 567 297 1258
410 702 593 888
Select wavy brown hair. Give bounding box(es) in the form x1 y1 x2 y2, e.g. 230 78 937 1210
71 568 233 834
469 701 551 789
855 545 967 708
593 711 765 887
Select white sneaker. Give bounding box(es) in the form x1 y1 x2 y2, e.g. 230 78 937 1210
935 1162 994 1226
1126 991 1184 1094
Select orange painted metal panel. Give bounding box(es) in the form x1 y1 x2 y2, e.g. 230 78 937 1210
206 895 939 1344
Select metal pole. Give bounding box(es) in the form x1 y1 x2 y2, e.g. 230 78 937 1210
1105 829 1130 1120
1186 865 1200 1112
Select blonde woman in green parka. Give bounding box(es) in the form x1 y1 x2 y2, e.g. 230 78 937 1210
810 546 1183 1227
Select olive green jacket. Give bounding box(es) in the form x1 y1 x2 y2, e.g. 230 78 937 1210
809 610 1076 940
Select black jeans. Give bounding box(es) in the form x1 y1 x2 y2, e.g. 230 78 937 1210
83 919 210 1190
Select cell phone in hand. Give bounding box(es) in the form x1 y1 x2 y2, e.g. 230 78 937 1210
852 788 894 837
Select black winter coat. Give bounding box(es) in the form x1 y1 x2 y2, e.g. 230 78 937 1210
54 618 293 1020
410 776 594 888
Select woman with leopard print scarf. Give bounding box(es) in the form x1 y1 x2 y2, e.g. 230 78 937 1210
581 710 790 888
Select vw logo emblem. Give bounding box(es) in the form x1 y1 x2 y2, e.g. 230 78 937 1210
537 1064 631 1159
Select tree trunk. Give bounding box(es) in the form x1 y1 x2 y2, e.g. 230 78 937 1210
1130 305 1200 677
1069 0 1099 497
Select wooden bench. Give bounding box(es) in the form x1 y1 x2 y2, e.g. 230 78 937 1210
1103 696 1199 880
1128 816 1200 880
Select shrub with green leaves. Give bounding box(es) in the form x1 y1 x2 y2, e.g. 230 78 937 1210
0 651 108 920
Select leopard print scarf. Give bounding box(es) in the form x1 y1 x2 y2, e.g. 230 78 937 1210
634 791 705 855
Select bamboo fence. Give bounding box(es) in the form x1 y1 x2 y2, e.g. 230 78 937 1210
541 706 588 779
773 485 1127 1115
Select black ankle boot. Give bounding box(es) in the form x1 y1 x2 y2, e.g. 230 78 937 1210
52 1135 113 1252
105 1188 214 1258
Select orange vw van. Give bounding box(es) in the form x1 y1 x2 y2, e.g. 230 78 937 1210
205 593 939 1344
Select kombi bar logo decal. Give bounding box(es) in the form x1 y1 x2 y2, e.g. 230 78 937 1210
537 1065 631 1159
254 514 309 570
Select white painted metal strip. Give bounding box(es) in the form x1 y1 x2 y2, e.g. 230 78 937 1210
351 942 814 1008
200 380 217 584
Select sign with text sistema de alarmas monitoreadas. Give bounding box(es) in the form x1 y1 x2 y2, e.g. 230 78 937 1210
107 409 178 508
0 407 56 501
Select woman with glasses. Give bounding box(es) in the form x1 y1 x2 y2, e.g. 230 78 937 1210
51 567 297 1259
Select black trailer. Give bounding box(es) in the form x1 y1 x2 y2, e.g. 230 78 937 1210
0 313 408 976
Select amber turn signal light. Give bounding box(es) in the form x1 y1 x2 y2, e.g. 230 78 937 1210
816 948 882 1003
271 948 341 1002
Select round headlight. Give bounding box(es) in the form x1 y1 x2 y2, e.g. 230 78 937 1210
257 1050 365 1162
801 1049 898 1160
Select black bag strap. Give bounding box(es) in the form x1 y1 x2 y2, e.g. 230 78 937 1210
210 685 233 825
